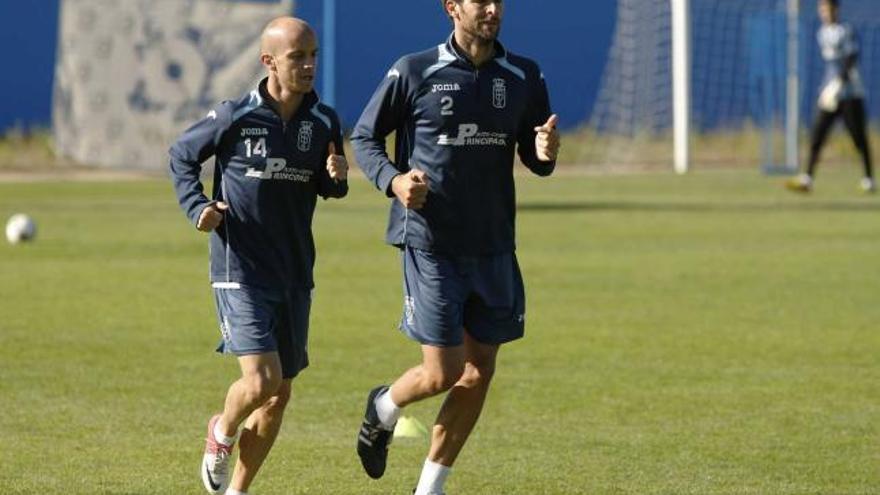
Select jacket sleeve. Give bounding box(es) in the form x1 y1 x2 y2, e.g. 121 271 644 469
351 62 411 197
516 67 556 177
168 104 231 226
841 26 859 81
317 109 349 200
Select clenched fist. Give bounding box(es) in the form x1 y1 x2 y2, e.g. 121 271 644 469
326 141 348 181
391 169 429 210
197 201 228 232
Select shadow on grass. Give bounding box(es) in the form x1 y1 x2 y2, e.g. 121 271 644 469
518 200 880 213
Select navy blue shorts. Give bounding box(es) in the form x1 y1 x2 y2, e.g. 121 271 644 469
400 246 526 347
213 284 311 379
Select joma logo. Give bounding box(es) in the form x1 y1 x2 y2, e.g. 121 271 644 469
431 83 462 93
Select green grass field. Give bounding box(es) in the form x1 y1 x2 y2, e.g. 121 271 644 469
1 168 878 494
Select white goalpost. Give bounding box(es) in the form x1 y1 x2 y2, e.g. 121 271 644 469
671 0 801 174
784 0 800 174
586 0 880 173
586 0 880 172
671 0 691 174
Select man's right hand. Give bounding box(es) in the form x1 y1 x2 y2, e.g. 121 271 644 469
391 170 429 210
197 201 229 232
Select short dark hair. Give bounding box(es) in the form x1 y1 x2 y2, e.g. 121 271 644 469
821 0 840 6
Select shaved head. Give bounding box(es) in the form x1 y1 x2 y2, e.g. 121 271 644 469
260 17 315 57
259 16 318 98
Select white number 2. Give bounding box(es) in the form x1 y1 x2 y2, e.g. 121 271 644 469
440 96 454 116
244 138 267 158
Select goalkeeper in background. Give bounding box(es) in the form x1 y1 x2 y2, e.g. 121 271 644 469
787 0 874 193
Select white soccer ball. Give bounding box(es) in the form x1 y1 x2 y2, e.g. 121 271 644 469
5 214 37 244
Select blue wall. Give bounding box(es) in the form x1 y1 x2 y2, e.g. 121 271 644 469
0 0 61 131
0 0 615 133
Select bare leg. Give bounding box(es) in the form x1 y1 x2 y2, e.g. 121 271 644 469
357 342 467 480
229 379 292 492
388 344 467 407
217 353 283 439
428 332 498 466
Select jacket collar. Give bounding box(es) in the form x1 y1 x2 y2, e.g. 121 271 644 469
255 77 319 113
444 32 508 67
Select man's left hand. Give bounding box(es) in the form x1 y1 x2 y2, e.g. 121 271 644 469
326 141 349 181
534 114 560 162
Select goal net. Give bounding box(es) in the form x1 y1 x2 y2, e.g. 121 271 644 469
582 0 880 172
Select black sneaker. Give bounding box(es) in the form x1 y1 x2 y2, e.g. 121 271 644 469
357 385 395 479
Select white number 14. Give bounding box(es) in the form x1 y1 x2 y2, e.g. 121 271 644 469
244 138 266 158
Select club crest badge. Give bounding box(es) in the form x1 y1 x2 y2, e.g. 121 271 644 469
297 121 314 152
492 78 507 109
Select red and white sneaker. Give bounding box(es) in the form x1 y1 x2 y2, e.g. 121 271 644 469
201 414 234 494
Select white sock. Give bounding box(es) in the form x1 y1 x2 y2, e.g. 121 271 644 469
375 387 401 430
224 490 247 495
414 459 450 495
213 419 237 447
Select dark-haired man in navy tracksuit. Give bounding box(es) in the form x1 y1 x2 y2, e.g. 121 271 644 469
352 1 560 493
170 17 347 495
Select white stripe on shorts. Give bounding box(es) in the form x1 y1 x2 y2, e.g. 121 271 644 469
211 282 241 289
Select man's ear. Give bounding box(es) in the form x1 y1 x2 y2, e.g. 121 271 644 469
445 0 457 20
260 53 275 72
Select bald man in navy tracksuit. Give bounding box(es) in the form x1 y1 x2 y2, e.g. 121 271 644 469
169 18 347 495
351 1 560 493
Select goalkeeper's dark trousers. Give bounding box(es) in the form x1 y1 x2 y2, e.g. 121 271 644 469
807 98 873 179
